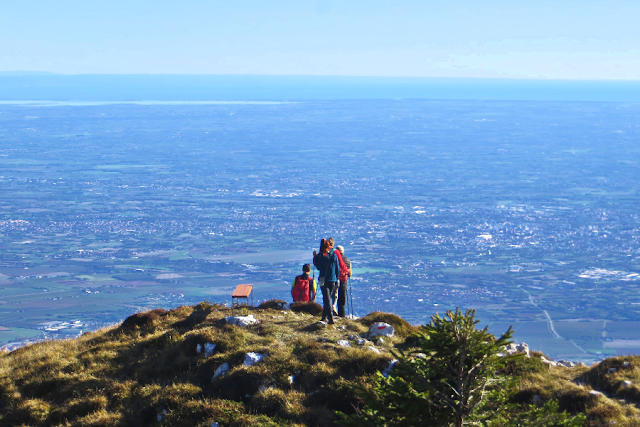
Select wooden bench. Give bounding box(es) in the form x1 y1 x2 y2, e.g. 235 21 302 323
232 284 253 307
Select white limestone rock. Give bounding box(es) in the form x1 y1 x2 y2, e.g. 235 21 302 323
212 363 229 380
540 357 558 367
504 342 530 357
383 359 399 378
368 346 381 354
225 315 259 326
198 342 217 357
337 340 350 347
243 352 267 367
367 322 395 339
157 409 168 421
205 343 217 357
558 360 577 368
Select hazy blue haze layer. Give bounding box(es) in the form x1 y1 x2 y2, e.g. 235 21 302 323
2 75 640 102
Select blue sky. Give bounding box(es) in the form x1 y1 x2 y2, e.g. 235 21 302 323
2 0 639 79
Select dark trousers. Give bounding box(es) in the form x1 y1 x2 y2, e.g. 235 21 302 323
337 280 348 317
321 281 337 322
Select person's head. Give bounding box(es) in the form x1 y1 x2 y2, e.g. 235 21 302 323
302 264 311 273
320 238 333 254
327 237 335 249
336 245 344 255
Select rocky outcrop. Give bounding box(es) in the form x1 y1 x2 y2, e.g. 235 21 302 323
367 322 395 339
225 314 259 326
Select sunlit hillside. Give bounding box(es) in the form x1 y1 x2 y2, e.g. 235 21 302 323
1 302 640 426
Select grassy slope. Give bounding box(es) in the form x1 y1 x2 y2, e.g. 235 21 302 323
1 302 639 427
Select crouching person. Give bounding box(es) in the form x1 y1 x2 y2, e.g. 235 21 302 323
291 264 317 303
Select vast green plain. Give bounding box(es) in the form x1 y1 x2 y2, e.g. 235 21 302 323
1 99 639 363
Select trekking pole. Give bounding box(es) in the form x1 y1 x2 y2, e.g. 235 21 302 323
312 261 316 302
346 280 351 318
348 277 354 318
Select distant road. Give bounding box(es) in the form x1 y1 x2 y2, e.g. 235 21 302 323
542 309 561 339
521 287 561 339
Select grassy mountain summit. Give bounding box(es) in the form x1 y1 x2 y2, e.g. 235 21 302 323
1 302 640 426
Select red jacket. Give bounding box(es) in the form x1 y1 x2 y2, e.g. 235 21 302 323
335 250 350 282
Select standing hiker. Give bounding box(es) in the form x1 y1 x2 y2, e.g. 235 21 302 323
313 238 341 324
291 264 317 303
333 245 352 317
322 239 349 316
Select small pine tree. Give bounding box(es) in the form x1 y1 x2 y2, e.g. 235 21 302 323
409 308 514 427
340 308 585 427
340 308 513 427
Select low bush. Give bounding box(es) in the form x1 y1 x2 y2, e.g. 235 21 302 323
120 308 168 332
259 299 287 310
290 301 323 315
557 388 599 414
500 354 548 376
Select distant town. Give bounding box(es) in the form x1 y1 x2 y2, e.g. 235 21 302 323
0 99 638 363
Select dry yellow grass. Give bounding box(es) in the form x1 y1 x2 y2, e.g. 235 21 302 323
505 357 640 426
0 303 390 426
1 303 639 426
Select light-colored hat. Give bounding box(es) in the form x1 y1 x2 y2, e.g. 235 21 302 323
336 245 344 254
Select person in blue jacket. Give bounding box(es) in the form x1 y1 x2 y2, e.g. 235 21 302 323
313 238 341 324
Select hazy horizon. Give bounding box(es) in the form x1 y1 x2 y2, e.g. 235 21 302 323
3 71 640 82
3 74 640 103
